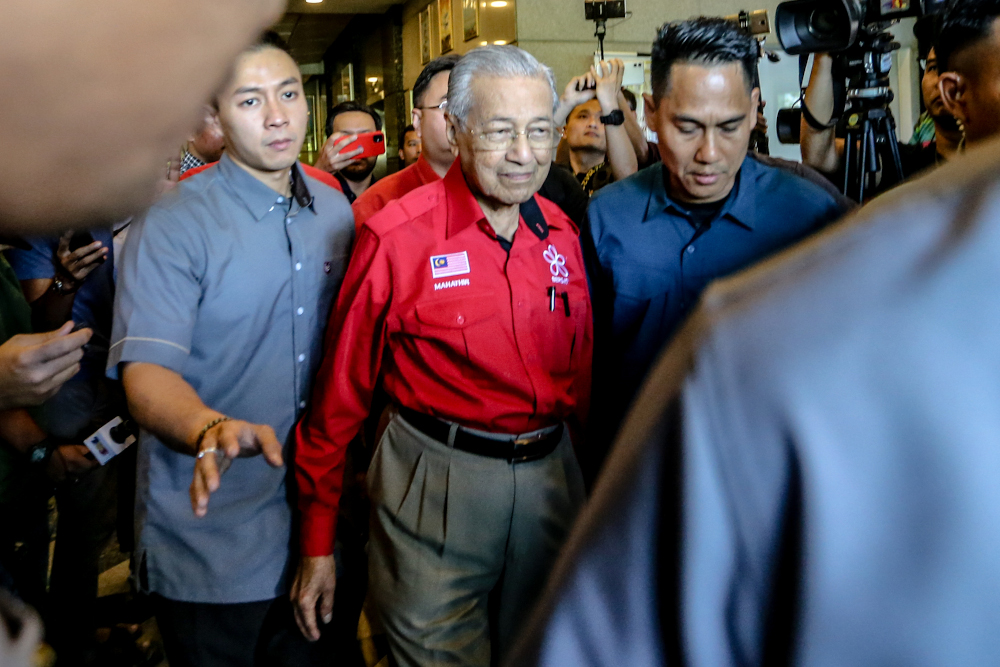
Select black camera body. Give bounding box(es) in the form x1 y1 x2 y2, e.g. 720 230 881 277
775 0 947 54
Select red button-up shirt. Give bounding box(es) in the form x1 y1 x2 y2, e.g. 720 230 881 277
351 153 442 231
295 161 593 556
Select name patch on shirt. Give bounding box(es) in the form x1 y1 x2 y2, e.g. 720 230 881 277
430 251 470 279
544 244 569 285
434 278 471 291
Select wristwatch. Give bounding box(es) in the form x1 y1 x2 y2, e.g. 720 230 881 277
599 109 625 126
50 275 79 295
27 438 57 468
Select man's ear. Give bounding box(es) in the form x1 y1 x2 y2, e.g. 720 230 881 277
939 72 969 126
412 107 423 138
446 114 460 150
643 92 657 121
750 87 761 130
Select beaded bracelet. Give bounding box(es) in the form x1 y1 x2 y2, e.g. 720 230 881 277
194 416 232 456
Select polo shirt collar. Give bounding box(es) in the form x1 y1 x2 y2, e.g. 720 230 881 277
218 153 314 221
644 156 757 230
415 153 444 185
443 159 550 242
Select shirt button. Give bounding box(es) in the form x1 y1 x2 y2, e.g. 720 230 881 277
285 217 292 225
298 353 306 362
297 307 304 315
299 400 307 409
295 262 302 271
456 314 465 325
686 246 695 254
277 196 285 204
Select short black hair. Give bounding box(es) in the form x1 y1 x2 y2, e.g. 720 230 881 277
913 15 943 60
212 30 292 110
399 124 417 147
413 54 462 108
936 0 1000 72
621 88 637 112
253 30 291 56
650 18 757 99
326 100 382 137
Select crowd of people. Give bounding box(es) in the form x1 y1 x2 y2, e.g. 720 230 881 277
2 0 1000 666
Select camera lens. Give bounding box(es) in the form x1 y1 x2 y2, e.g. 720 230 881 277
808 5 845 41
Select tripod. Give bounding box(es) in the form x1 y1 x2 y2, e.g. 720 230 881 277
841 98 904 203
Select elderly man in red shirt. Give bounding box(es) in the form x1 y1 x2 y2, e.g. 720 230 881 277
291 45 592 666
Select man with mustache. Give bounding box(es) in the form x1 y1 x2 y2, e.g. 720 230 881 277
584 18 847 479
106 33 353 667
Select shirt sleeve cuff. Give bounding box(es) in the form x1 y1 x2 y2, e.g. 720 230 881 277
106 336 190 379
300 507 339 557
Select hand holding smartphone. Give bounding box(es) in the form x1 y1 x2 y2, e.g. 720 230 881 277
340 131 385 160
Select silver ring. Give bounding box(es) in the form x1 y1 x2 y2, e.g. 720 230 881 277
196 446 220 460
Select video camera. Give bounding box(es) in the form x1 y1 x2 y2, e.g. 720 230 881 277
775 0 947 54
774 0 947 200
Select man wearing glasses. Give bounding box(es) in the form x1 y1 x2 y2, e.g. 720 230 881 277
353 55 461 230
291 46 591 667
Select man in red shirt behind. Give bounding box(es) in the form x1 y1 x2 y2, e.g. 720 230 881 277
291 46 591 666
351 54 461 230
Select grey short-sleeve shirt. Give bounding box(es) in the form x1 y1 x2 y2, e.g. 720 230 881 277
108 154 353 603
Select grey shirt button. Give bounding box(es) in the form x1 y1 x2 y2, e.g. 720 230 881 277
285 218 292 225
299 400 307 409
276 196 285 204
295 262 302 271
298 353 306 362
687 246 696 254
297 307 304 315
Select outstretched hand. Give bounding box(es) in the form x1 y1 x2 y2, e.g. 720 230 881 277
190 419 283 517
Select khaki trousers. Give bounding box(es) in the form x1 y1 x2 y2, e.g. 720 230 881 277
367 412 585 667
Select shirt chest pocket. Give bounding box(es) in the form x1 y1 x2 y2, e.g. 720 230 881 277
409 294 500 371
524 290 588 377
611 264 673 342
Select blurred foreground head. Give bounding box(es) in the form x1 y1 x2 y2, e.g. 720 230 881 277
0 0 285 233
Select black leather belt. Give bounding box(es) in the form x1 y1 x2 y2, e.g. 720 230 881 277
398 407 563 463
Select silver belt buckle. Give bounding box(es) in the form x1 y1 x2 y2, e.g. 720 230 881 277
513 431 548 447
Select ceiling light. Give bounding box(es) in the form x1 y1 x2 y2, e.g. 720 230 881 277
305 0 323 3
480 41 488 46
490 1 508 6
367 77 379 83
494 40 507 45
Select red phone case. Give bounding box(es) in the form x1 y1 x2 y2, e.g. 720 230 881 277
342 131 386 159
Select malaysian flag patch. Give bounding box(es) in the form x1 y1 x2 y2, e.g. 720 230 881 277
430 251 470 279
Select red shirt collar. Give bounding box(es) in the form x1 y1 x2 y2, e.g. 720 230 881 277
442 159 563 244
443 159 487 240
415 153 444 186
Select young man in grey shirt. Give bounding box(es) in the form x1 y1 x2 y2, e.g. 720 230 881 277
107 33 353 667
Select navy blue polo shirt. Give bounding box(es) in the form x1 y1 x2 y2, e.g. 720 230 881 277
586 155 846 449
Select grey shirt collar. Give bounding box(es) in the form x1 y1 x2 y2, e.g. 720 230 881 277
217 153 315 222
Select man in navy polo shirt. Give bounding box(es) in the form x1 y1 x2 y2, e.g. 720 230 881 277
585 18 847 472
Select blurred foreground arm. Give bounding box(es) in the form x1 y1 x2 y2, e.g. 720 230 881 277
0 0 285 233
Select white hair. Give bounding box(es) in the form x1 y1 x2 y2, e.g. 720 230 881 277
446 45 558 125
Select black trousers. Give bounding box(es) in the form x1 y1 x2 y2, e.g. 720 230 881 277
152 594 333 667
